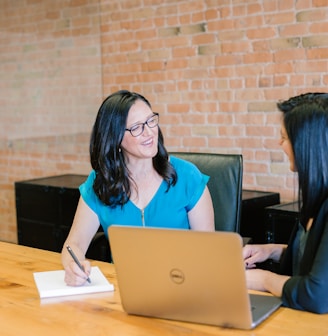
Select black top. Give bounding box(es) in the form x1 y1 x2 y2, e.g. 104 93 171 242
280 198 328 313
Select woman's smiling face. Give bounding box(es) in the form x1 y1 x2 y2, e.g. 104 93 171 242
120 99 159 162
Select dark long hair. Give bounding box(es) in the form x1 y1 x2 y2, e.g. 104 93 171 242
277 92 328 226
89 90 177 207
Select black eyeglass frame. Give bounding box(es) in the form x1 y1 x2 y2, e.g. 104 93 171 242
125 112 159 137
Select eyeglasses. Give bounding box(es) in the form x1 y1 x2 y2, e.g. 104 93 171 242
125 113 159 137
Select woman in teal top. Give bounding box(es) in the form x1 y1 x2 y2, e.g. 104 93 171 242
80 155 209 235
62 90 215 286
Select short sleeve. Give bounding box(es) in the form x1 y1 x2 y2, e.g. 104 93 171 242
169 156 209 212
79 170 101 214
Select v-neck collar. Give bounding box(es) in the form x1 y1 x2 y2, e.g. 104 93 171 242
128 179 166 211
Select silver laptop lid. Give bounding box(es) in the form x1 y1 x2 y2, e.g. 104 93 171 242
108 226 280 330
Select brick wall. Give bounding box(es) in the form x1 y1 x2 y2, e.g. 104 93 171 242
99 0 328 205
0 134 91 242
0 0 101 242
1 0 328 242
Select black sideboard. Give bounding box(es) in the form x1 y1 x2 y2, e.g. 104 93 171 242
15 174 112 262
240 190 280 243
15 174 86 252
264 201 299 244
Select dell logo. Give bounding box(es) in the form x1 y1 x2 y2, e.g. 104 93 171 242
169 269 185 284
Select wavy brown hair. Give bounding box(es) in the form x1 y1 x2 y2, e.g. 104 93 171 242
90 90 177 207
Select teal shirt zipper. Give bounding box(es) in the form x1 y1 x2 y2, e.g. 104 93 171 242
141 208 145 226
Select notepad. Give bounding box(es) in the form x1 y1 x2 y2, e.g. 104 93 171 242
33 266 114 298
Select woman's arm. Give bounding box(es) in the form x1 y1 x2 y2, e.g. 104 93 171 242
61 197 100 286
282 215 328 313
188 186 215 231
243 243 290 296
246 269 290 296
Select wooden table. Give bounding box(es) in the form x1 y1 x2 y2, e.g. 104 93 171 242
1 242 327 336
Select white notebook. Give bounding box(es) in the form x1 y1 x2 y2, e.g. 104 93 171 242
33 266 114 299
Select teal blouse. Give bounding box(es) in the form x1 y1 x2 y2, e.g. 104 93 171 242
79 156 209 236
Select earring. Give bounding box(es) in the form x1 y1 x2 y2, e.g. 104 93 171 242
119 148 121 153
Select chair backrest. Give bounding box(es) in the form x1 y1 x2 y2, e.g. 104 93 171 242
170 152 243 233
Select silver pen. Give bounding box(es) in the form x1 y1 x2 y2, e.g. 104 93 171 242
66 245 91 283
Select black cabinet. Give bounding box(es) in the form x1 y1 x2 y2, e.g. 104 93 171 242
264 201 299 244
15 174 87 252
241 190 280 243
15 174 111 262
257 201 299 272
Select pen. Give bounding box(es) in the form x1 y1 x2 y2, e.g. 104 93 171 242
66 245 91 283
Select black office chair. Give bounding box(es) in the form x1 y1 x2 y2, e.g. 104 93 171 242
170 152 243 232
86 230 112 262
86 152 243 262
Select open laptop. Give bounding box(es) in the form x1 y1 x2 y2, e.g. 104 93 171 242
108 226 281 330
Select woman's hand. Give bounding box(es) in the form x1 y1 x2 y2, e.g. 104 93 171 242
243 244 275 269
243 244 290 296
64 259 91 286
243 243 287 269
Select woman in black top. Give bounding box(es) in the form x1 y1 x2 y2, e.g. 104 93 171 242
243 92 328 313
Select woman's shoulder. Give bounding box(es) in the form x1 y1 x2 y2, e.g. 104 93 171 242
79 170 96 195
82 170 96 185
169 155 198 170
169 155 207 182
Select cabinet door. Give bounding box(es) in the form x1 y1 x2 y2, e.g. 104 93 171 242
15 183 79 252
17 219 58 251
240 191 280 243
15 175 110 259
265 211 298 244
16 185 60 224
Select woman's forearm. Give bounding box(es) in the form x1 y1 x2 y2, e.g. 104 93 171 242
246 269 290 297
263 270 290 297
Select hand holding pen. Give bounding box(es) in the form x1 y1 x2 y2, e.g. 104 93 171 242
66 245 91 284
